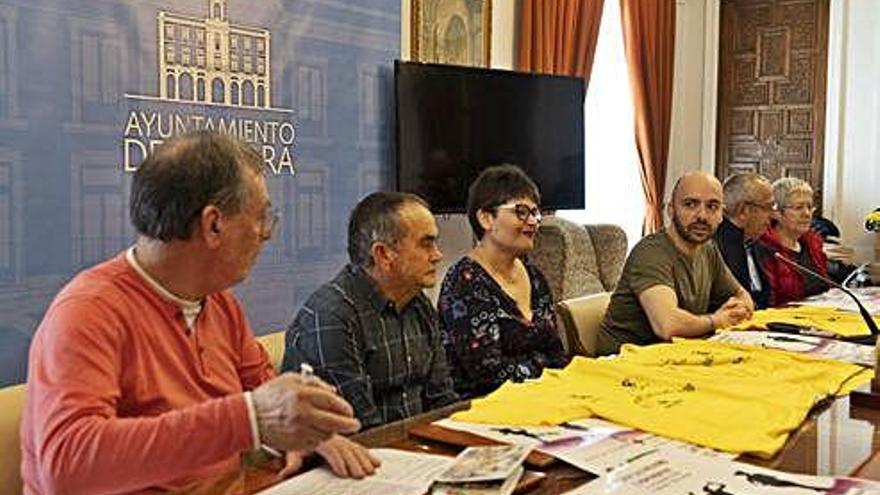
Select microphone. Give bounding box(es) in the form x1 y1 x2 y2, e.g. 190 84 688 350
843 262 871 288
771 251 879 337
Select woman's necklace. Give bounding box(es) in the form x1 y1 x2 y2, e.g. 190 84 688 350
473 248 519 285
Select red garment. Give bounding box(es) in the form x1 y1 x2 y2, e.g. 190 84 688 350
758 229 829 307
21 253 275 495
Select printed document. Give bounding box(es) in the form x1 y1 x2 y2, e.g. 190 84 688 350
257 448 454 495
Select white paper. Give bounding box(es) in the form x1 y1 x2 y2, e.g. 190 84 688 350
434 417 733 476
257 448 455 495
538 418 735 475
561 448 880 495
711 330 875 366
434 418 609 449
798 287 880 315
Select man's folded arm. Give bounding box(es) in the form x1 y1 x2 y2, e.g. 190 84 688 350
638 284 715 340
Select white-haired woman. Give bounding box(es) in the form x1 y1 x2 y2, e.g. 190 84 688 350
758 177 829 306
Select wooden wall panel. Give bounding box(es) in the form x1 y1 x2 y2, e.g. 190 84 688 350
716 0 829 209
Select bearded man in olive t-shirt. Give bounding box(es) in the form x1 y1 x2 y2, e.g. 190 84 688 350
596 172 755 356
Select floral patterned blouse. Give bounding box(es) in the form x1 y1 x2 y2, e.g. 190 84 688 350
438 256 570 399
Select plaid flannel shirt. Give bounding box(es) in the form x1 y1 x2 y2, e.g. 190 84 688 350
282 264 458 429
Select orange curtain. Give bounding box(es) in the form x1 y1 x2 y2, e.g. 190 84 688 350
517 0 605 82
620 0 676 235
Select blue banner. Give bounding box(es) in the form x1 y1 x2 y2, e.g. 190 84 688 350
0 0 400 385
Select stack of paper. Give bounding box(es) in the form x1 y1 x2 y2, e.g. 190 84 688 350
430 445 531 495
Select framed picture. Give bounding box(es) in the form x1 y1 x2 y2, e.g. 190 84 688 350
411 0 492 67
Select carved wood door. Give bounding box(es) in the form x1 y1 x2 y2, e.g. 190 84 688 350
716 0 829 209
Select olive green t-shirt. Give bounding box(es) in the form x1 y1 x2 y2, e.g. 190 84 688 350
596 229 741 356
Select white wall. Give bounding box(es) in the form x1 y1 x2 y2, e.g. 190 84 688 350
667 0 718 201
824 0 880 262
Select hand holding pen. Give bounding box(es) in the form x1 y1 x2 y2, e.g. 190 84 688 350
298 363 325 388
252 363 360 455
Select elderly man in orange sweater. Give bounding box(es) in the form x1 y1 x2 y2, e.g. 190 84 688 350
21 131 377 494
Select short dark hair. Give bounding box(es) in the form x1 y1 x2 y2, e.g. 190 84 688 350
129 131 262 241
466 164 540 240
348 191 429 268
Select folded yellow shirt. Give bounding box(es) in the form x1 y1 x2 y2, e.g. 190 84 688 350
722 306 880 336
458 372 596 426
452 340 870 458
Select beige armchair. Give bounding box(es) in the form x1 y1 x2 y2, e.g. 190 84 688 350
531 216 627 302
0 383 25 493
257 331 286 372
556 292 612 357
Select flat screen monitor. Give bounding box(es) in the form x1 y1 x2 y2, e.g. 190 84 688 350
395 60 585 213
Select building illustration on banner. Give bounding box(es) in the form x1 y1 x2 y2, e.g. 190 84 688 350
0 0 399 387
158 0 271 108
123 0 295 175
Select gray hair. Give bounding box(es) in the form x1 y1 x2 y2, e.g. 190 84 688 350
130 131 262 241
771 177 813 209
722 173 772 216
347 191 429 268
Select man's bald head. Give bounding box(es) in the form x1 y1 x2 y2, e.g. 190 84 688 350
670 171 723 205
666 171 724 247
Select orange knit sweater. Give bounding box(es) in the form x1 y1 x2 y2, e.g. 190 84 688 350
21 253 275 494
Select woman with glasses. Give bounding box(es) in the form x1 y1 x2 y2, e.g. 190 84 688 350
437 164 569 399
758 177 829 306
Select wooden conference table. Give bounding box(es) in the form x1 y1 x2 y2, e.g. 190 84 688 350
178 390 880 495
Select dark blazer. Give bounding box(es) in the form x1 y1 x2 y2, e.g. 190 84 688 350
714 217 771 309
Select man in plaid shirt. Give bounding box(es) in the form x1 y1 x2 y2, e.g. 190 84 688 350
283 192 458 428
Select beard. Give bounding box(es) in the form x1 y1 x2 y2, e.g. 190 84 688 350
672 213 715 245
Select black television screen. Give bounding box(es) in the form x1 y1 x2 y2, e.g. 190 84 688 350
395 60 585 213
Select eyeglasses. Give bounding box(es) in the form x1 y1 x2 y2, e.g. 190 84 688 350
496 203 542 223
745 201 775 212
261 206 280 238
780 202 815 214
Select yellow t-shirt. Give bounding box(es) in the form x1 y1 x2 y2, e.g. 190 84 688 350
722 306 880 337
452 340 870 457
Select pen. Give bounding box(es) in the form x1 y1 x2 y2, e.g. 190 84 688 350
259 364 316 459
300 362 315 381
261 444 284 459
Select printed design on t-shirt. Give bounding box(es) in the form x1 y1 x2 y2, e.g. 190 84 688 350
619 376 696 409
657 349 748 367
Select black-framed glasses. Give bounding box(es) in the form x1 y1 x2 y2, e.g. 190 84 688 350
496 203 542 223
